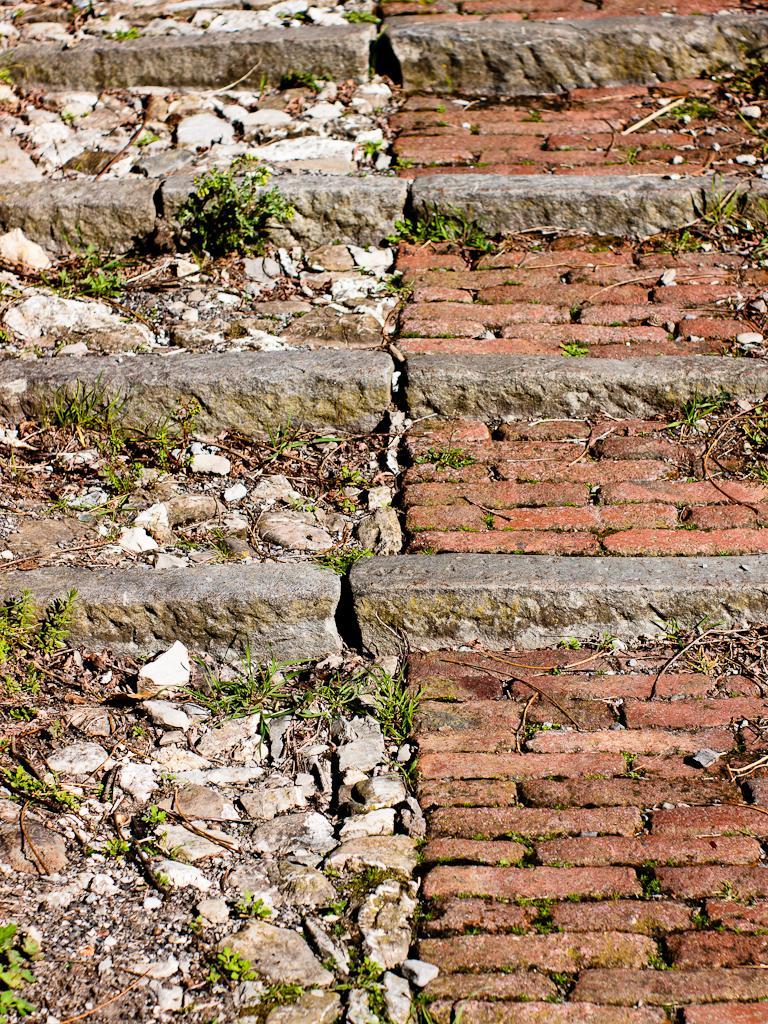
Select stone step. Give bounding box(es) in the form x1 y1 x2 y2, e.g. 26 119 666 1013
0 175 409 255
5 173 761 257
4 24 374 91
410 174 768 241
0 350 394 435
350 553 768 653
0 563 341 661
405 354 768 422
385 13 768 96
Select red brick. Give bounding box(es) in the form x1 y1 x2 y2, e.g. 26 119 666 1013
423 838 526 864
624 697 768 729
537 836 761 867
427 806 643 839
706 901 768 932
678 317 747 341
656 867 768 899
412 285 474 302
652 285 750 306
519 778 739 808
418 751 625 780
652 807 768 838
425 971 557 1001
581 303 683 326
420 781 518 810
405 480 589 507
419 929 654 971
424 899 535 936
685 1007 768 1024
686 505 764 529
527 727 734 755
573 968 768 1005
428 1003 667 1024
507 672 725 701
552 900 693 935
603 481 768 505
411 530 601 554
603 528 768 556
479 283 649 305
669 932 768 968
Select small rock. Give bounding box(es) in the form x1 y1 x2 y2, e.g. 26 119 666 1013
218 921 333 987
155 552 188 570
134 503 171 543
240 784 306 821
196 714 267 763
138 641 191 695
265 989 341 1024
158 859 211 891
197 898 230 925
167 784 239 822
190 451 231 475
118 763 158 804
689 748 723 769
177 112 235 148
258 511 333 552
282 866 336 908
383 973 411 1024
326 835 418 875
47 741 108 777
353 774 407 811
336 718 386 774
0 815 68 874
736 332 764 347
358 880 416 968
356 507 402 555
252 811 336 863
347 989 375 1024
159 823 233 863
401 960 439 988
224 482 248 504
144 700 191 731
339 808 396 841
119 526 158 554
741 105 762 119
251 475 303 503
0 228 51 270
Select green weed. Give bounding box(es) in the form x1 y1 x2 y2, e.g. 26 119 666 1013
314 547 374 575
3 765 79 812
390 205 493 251
0 924 38 1023
560 341 589 358
0 590 76 693
178 158 294 258
279 71 321 92
414 446 476 470
234 893 273 920
47 246 127 300
208 948 256 984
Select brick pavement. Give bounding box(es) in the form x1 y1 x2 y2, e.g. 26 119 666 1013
396 242 767 358
392 81 764 177
411 646 768 1023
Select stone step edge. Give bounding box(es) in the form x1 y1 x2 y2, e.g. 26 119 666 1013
405 354 768 422
349 553 768 654
4 14 767 96
0 563 342 662
2 173 766 254
0 350 396 436
384 12 768 96
4 24 375 91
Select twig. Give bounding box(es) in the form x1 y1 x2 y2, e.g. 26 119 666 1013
515 693 538 753
19 801 49 874
60 969 151 1024
621 96 685 135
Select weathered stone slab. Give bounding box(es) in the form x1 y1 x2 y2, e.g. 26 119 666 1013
0 351 394 435
0 563 341 661
5 25 374 90
411 175 768 240
385 14 768 96
162 174 411 249
351 555 768 654
405 355 768 422
0 178 158 254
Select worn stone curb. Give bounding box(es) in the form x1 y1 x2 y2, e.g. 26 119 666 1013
0 563 342 661
3 24 374 90
0 351 395 435
384 13 768 96
3 173 764 254
405 354 768 422
410 175 768 240
350 554 768 653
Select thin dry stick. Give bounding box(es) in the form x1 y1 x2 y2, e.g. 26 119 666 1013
649 626 721 698
701 405 764 517
436 654 583 729
60 969 151 1024
515 692 538 753
621 96 685 135
19 801 49 875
